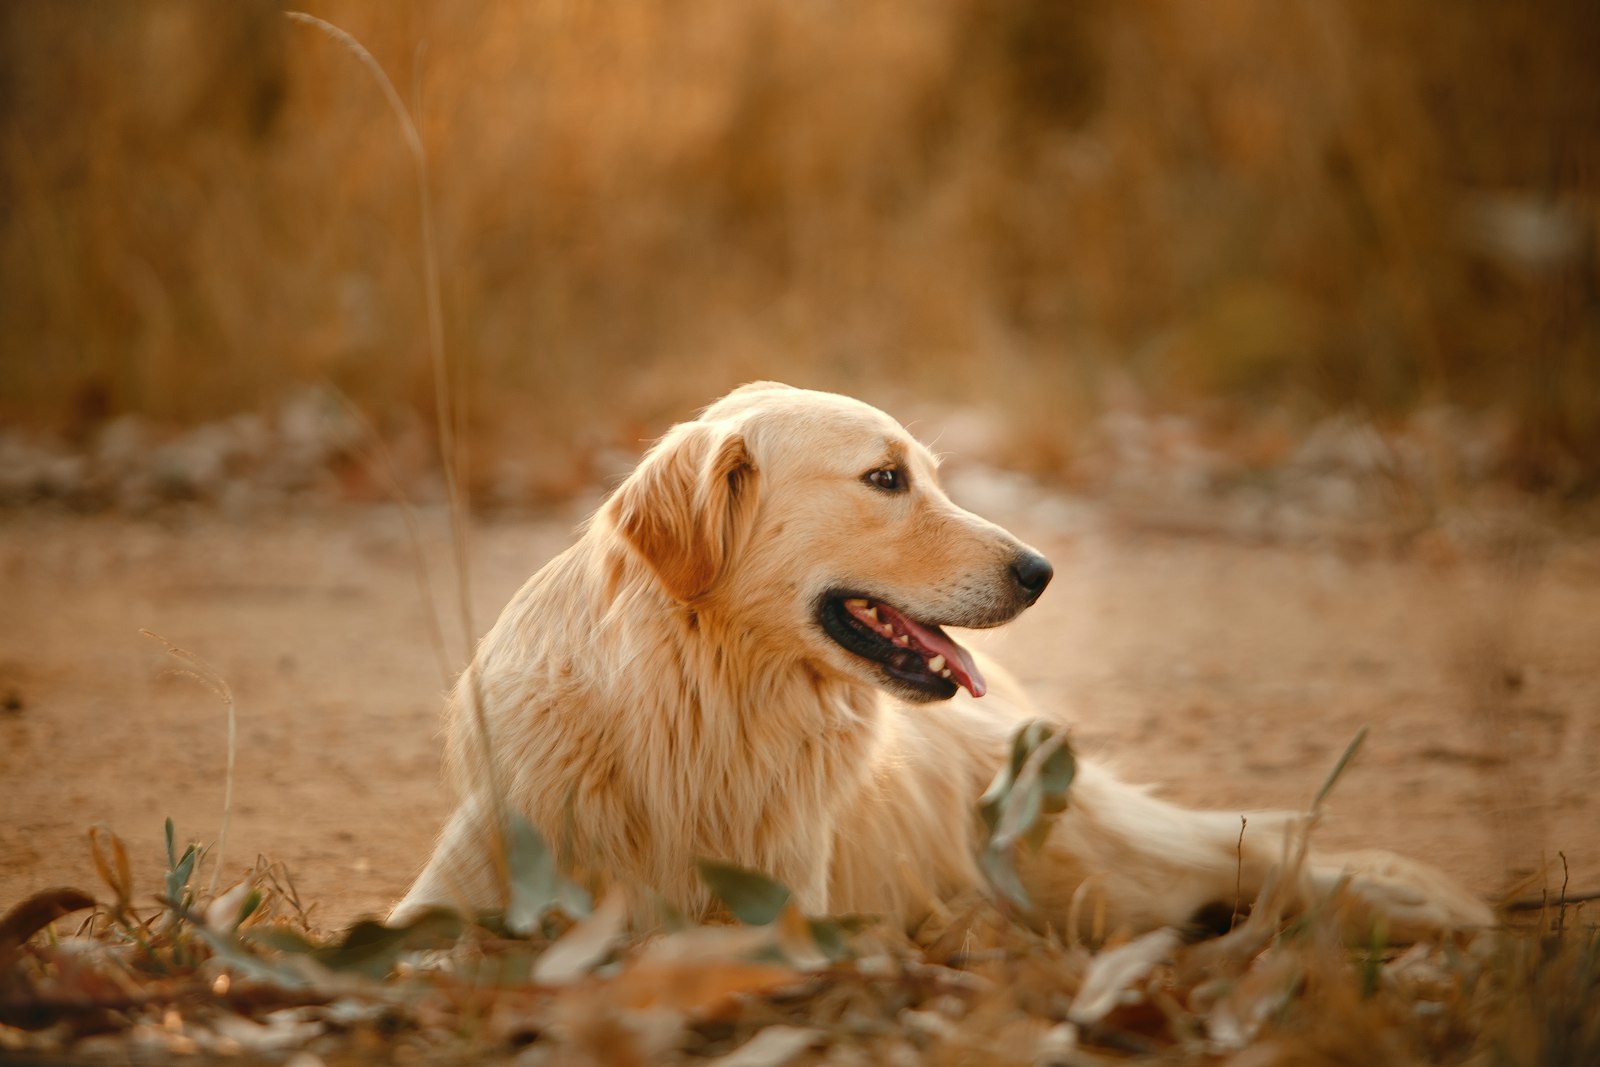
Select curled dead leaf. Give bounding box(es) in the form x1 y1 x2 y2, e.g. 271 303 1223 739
0 887 97 959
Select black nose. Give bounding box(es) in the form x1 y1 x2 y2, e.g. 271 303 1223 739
1011 551 1053 602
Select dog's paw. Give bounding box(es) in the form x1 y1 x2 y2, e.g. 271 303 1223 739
1311 849 1495 943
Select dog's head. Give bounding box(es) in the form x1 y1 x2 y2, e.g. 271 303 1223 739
605 382 1052 703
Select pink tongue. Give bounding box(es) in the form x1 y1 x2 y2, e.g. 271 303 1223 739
859 602 988 698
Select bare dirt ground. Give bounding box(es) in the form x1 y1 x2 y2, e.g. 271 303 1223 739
2 493 1597 931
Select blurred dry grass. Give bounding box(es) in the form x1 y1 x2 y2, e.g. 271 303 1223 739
2 0 1597 496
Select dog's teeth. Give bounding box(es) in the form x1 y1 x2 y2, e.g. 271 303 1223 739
894 635 910 647
882 625 896 637
862 606 878 621
941 669 952 679
844 598 868 609
927 654 946 673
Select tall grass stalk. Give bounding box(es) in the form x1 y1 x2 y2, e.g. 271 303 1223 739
281 12 470 647
1312 725 1368 814
140 631 236 899
331 387 453 688
285 11 509 902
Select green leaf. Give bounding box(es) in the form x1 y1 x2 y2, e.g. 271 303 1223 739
1037 732 1077 810
309 909 463 979
1313 726 1368 812
1022 805 1056 851
236 888 263 927
994 772 1043 849
978 721 1041 832
161 819 206 908
696 860 792 925
166 844 200 908
210 909 462 986
980 845 1032 912
805 914 873 961
193 926 314 988
975 721 1078 913
504 812 591 936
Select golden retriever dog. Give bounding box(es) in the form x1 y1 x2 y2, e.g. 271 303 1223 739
392 382 1491 942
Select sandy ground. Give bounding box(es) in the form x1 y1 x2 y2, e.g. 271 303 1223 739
2 493 1597 931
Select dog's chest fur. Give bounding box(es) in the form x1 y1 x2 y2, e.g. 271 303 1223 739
448 530 884 916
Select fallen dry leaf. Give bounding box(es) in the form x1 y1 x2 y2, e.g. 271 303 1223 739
533 887 628 984
1067 927 1182 1026
711 1024 822 1066
0 887 97 972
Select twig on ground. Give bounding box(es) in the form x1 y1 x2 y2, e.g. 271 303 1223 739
1505 888 1600 913
1231 815 1247 933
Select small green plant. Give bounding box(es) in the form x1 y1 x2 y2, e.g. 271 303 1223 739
696 860 793 926
504 811 592 936
976 719 1077 913
162 817 204 918
696 859 869 963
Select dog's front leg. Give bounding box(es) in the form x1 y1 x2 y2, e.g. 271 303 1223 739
788 838 834 917
390 796 505 925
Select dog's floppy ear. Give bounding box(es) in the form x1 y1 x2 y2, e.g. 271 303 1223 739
609 421 757 602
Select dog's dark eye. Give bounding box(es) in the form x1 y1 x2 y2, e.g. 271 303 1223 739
865 467 905 492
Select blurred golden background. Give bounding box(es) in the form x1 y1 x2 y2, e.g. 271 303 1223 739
4 0 1600 939
2 0 1597 503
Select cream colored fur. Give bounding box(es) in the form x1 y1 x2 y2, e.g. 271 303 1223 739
392 383 1492 942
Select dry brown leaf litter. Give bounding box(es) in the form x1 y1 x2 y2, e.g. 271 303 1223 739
1 825 1595 1066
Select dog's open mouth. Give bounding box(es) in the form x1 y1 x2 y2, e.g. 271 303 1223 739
818 594 987 700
